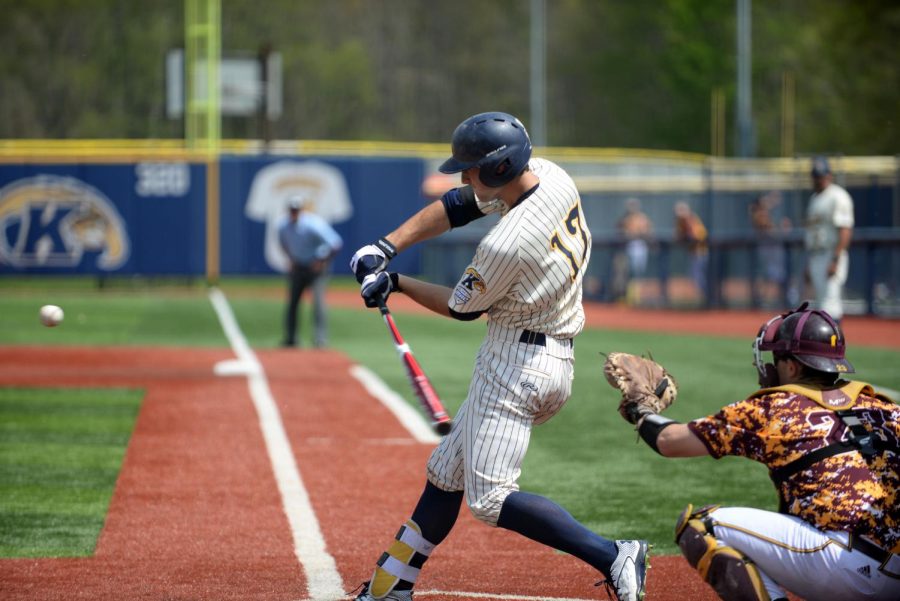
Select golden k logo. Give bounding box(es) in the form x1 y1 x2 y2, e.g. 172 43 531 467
0 175 130 269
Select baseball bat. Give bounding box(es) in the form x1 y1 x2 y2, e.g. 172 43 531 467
376 298 453 436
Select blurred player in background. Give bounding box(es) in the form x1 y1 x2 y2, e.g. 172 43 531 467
805 156 854 321
749 192 791 308
614 197 653 304
619 302 899 601
349 111 649 601
277 195 342 347
674 201 709 304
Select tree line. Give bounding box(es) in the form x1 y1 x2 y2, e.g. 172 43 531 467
0 0 896 156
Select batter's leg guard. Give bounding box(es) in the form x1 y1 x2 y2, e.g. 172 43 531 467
674 504 770 601
368 520 436 598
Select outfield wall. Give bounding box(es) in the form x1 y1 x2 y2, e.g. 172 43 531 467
0 141 897 314
0 148 427 278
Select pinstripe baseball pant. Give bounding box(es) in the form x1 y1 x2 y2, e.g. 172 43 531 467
426 322 575 526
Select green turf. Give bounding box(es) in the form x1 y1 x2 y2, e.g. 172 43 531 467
0 386 143 557
1 277 898 555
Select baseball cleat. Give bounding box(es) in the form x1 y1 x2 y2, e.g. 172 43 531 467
597 540 651 601
352 581 413 601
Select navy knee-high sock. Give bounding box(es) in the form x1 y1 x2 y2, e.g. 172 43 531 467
410 481 464 545
497 491 618 576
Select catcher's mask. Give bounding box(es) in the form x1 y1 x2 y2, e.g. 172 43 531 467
438 111 532 188
752 301 854 387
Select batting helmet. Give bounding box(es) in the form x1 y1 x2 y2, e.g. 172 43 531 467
438 112 532 188
753 302 855 379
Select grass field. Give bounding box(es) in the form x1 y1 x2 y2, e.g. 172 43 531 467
1 276 899 556
0 386 142 557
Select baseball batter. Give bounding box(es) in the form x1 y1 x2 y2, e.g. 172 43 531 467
622 303 899 601
805 156 854 321
350 112 649 601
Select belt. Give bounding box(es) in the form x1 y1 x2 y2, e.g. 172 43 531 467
849 534 900 578
518 329 572 347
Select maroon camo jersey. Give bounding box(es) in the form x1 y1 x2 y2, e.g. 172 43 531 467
688 381 900 552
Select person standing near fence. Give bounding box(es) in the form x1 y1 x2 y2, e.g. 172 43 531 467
615 197 654 304
277 195 343 348
749 192 789 308
805 156 854 321
674 201 709 303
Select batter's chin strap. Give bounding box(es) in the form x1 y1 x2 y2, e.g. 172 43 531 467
770 409 898 513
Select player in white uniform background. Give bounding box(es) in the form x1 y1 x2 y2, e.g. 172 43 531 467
350 112 650 601
805 156 854 321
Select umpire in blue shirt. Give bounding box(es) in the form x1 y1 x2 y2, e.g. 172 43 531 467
277 195 343 347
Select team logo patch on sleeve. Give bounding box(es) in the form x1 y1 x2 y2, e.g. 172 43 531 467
453 287 472 304
460 267 486 293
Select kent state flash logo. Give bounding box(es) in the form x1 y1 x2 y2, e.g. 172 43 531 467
0 175 130 270
453 267 486 304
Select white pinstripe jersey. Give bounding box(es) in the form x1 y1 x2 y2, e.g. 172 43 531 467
447 158 591 339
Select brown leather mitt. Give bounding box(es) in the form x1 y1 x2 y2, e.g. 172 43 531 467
603 352 678 424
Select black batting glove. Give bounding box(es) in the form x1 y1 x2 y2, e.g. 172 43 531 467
349 237 398 283
360 272 401 308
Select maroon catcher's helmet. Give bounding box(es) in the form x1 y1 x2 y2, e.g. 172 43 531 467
753 302 854 383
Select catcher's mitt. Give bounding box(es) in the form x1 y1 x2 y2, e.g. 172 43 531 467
603 352 678 425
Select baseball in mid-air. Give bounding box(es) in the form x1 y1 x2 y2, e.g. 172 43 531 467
39 304 64 327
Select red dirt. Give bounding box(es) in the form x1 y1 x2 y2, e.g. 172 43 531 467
0 345 721 600
6 285 889 600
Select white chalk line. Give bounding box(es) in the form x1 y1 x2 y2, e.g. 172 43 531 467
209 289 591 601
349 364 441 444
208 287 344 601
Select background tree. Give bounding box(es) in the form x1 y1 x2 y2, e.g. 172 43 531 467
0 0 896 156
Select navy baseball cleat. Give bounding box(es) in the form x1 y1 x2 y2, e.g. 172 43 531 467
597 540 650 601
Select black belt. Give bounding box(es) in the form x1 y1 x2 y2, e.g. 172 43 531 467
518 330 572 347
849 534 894 565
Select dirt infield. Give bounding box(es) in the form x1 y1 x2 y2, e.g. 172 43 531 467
8 289 887 600
0 345 724 601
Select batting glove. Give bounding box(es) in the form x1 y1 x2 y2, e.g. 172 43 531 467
360 271 401 308
350 237 397 283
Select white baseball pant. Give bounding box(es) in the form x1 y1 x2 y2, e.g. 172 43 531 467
708 507 900 600
425 323 575 526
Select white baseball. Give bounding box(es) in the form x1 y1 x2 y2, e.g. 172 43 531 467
39 304 64 327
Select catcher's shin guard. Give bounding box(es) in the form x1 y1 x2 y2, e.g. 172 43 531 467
368 520 435 598
675 504 770 601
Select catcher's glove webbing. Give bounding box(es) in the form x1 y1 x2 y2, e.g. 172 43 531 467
603 352 678 425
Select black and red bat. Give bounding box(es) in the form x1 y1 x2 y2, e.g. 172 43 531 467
376 299 452 436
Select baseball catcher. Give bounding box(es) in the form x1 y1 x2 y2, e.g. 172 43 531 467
604 303 900 601
603 352 677 426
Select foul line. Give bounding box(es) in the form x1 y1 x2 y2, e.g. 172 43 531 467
208 287 344 601
349 365 440 444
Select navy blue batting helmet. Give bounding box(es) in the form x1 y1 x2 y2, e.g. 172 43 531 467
439 112 532 188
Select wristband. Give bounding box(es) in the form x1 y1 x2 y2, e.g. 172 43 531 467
637 413 678 455
389 272 402 292
376 237 398 259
